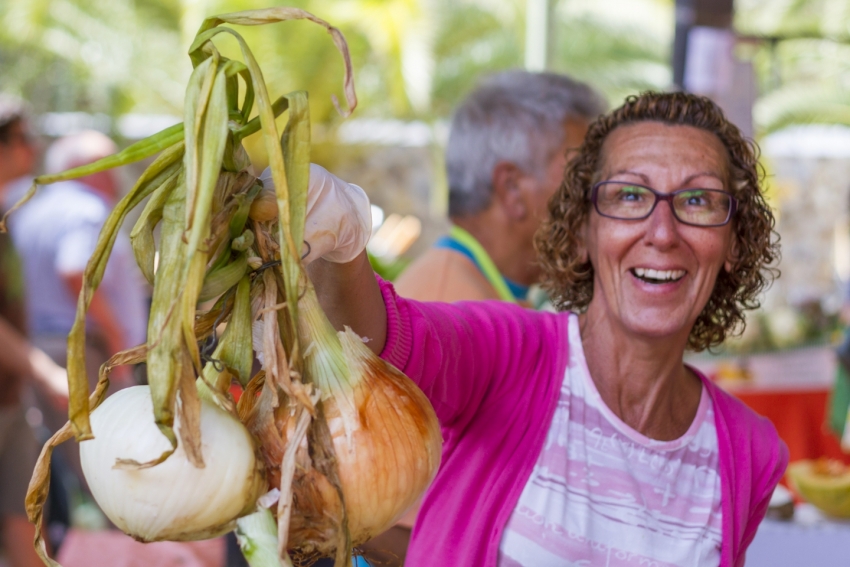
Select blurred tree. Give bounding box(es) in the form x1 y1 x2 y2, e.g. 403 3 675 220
0 0 188 116
430 0 524 117
1 0 673 125
27 0 850 137
551 0 672 105
735 0 850 133
430 0 672 115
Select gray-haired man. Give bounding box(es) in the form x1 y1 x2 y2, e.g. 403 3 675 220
395 70 606 304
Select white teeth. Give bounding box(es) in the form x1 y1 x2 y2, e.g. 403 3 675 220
633 268 686 281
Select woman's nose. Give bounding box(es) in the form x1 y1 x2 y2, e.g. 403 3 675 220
644 199 681 249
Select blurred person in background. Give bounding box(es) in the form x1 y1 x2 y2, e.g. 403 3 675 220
360 71 605 565
394 70 607 306
5 129 148 491
8 130 148 384
0 94 68 567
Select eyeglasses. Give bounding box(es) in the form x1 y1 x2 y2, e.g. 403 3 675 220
590 181 737 227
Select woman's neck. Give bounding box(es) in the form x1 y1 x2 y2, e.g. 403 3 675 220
578 307 703 441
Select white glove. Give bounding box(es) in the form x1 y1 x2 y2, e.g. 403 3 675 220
258 164 372 264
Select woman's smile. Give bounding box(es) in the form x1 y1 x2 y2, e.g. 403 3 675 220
629 266 687 285
626 265 690 303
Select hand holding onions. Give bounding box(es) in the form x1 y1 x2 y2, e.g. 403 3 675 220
17 9 439 567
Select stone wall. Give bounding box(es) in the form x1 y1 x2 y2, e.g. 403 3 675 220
761 126 850 311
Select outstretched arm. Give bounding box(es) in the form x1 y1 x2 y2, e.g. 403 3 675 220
306 251 386 354
294 164 563 426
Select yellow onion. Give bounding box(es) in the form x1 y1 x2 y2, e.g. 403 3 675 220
248 187 278 222
242 249 442 561
288 302 441 553
79 386 266 542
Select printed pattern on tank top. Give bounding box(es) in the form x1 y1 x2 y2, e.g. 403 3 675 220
498 314 722 567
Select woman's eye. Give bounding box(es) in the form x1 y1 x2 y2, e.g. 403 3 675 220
618 187 644 201
681 191 709 207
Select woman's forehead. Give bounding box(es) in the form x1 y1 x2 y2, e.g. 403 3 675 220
597 121 730 181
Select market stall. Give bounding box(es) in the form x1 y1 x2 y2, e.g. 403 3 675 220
689 344 850 465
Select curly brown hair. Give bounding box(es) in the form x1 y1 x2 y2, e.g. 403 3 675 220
535 91 780 351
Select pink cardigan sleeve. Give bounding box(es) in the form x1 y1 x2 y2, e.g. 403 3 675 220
375 278 569 567
377 277 561 428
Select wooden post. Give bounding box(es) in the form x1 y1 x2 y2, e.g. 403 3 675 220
525 0 554 71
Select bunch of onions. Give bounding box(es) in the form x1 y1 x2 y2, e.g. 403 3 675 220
13 8 440 567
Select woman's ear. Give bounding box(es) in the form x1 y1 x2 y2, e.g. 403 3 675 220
577 220 590 265
724 236 740 273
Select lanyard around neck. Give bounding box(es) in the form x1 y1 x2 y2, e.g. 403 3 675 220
447 225 517 303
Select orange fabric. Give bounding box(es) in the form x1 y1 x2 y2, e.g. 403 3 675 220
394 247 501 302
732 388 850 465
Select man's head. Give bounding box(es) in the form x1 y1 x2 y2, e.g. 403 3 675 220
0 95 37 186
445 70 606 283
45 130 119 201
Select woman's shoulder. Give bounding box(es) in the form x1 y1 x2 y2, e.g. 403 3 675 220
443 298 573 349
700 377 781 445
703 378 776 433
700 375 789 486
386 275 570 332
383 277 573 381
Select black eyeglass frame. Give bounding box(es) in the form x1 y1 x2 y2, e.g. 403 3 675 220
589 181 738 228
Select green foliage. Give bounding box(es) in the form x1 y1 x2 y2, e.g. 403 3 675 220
0 0 674 125
36 0 850 137
431 0 673 116
368 252 409 282
0 0 188 115
736 0 850 133
430 1 524 117
550 1 672 106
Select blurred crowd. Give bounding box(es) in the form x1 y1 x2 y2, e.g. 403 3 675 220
0 94 149 567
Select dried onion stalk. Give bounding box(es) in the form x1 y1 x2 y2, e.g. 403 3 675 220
7 7 441 567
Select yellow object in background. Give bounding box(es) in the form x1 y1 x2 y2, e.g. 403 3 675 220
714 361 753 384
787 459 850 518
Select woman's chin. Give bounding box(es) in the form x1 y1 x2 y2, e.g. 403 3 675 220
618 308 695 343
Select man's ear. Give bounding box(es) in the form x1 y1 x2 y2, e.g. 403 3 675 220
491 161 526 221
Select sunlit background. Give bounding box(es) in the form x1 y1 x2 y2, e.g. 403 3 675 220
4 0 850 350
7 4 850 565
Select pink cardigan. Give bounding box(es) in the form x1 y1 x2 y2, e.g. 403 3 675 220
377 279 789 567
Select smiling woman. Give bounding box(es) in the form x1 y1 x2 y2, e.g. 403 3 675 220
301 91 787 567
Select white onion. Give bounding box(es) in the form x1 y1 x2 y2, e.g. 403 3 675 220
79 385 265 542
